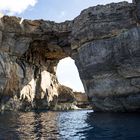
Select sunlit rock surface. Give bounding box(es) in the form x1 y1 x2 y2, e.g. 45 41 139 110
0 16 71 111
54 85 77 111
74 92 90 108
53 85 90 110
0 1 140 112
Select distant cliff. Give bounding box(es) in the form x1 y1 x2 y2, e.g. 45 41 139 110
0 1 140 112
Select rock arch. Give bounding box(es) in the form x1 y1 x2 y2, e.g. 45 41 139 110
0 1 140 112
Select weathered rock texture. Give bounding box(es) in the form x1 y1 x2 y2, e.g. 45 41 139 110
74 92 90 108
53 85 78 111
53 85 90 110
0 17 72 111
72 1 140 112
0 1 140 112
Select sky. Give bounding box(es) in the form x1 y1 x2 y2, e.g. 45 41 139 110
56 57 85 92
0 0 132 92
0 0 132 22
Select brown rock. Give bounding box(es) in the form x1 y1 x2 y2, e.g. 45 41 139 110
57 85 75 103
74 92 90 108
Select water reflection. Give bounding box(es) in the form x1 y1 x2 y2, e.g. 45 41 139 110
85 112 140 140
58 110 92 139
0 112 20 140
0 110 140 140
0 111 60 140
17 111 60 140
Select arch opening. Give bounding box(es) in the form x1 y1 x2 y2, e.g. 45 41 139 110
56 57 85 92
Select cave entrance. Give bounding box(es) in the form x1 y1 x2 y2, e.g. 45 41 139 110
56 57 85 92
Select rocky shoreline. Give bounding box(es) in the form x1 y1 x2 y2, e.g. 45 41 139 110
0 85 91 112
53 85 91 111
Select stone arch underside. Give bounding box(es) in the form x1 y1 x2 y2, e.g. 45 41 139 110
0 1 140 112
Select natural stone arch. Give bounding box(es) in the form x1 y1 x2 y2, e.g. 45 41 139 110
0 1 140 112
16 38 72 110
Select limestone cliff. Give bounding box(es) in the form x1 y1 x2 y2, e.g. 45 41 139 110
0 1 140 112
0 17 71 111
72 1 140 112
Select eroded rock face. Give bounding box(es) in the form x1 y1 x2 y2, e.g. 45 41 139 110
72 1 140 112
0 16 71 111
53 85 90 110
0 1 140 112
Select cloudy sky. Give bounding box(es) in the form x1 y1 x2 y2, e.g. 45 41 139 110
0 0 132 22
0 0 132 91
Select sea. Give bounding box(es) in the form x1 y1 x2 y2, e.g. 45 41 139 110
0 110 140 140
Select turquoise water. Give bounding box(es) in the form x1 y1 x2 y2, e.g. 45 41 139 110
0 110 140 140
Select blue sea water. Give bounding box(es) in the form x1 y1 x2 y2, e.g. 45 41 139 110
0 110 140 140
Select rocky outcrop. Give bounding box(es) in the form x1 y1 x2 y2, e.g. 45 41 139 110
53 85 77 110
74 92 90 108
1 1 140 112
72 1 140 112
53 85 90 110
0 17 72 111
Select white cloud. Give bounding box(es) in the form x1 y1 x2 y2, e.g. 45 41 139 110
0 0 38 15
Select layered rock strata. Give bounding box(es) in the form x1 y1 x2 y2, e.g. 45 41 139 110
71 1 140 112
0 1 140 112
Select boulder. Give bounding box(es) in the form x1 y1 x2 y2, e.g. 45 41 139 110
74 92 90 108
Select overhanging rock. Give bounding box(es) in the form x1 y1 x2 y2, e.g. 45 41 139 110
0 1 140 112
